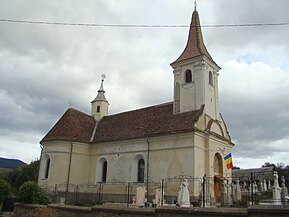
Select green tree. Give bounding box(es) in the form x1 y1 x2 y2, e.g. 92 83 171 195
9 160 39 190
262 162 289 186
19 181 50 205
0 179 11 202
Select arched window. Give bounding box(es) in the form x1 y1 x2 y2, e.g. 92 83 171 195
102 161 108 182
185 70 192 83
96 157 109 183
45 158 50 179
214 153 223 176
97 105 100 113
137 159 145 182
209 71 213 86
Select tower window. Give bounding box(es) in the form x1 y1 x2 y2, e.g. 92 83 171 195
97 106 100 113
185 70 192 83
209 71 214 86
102 161 108 182
45 158 50 179
137 159 145 182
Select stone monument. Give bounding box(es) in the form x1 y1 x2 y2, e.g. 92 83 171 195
280 176 288 205
233 179 242 203
271 171 281 205
154 189 163 206
263 180 268 192
220 180 228 206
136 186 146 207
177 179 190 207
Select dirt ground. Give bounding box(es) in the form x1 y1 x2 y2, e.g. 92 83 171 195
22 207 62 217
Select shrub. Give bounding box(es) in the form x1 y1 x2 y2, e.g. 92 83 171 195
0 179 11 202
19 181 50 205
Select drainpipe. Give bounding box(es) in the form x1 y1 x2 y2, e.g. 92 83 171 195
66 141 73 200
146 137 150 200
38 143 43 184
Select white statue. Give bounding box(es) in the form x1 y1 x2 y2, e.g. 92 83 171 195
177 179 190 207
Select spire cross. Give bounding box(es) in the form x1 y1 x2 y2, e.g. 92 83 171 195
194 0 197 11
101 74 106 82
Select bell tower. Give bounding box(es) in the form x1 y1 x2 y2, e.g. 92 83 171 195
91 74 109 121
170 6 221 120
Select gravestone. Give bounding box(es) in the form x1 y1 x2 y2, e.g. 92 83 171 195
260 180 264 192
268 180 272 190
271 171 281 205
220 180 228 206
263 180 268 192
136 186 146 206
177 179 190 207
154 189 162 206
233 179 242 203
280 176 288 205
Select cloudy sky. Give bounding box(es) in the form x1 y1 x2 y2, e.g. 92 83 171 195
0 0 288 169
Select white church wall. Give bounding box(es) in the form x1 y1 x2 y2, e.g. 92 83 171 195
89 133 196 183
39 141 90 187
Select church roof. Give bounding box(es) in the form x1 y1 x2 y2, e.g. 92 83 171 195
41 108 96 143
93 102 203 142
41 102 204 144
171 9 215 66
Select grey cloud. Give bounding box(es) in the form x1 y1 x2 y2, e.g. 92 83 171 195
0 0 288 167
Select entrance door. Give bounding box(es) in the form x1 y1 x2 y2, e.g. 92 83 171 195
214 153 223 203
214 176 221 202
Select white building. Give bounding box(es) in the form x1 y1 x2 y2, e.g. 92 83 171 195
38 6 234 204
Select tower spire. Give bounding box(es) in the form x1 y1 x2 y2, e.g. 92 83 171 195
91 74 109 121
171 6 216 67
170 7 221 120
92 74 108 103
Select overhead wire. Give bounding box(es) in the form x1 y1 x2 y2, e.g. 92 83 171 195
0 18 289 28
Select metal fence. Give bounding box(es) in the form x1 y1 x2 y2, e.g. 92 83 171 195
41 170 288 207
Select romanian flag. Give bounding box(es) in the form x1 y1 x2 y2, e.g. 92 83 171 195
224 153 233 169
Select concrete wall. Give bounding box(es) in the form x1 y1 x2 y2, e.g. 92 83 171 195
14 203 289 217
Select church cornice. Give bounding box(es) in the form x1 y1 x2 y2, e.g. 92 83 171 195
171 55 221 71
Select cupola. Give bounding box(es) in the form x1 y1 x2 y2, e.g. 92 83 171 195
91 74 109 121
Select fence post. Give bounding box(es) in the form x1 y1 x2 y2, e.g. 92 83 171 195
161 179 164 206
202 175 206 207
251 172 254 205
75 185 79 204
98 182 102 203
127 182 130 207
54 184 57 203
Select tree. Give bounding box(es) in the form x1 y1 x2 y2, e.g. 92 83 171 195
9 160 40 190
0 179 11 202
262 162 289 187
19 181 50 205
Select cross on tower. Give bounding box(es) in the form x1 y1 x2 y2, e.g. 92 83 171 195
101 74 106 81
194 0 197 11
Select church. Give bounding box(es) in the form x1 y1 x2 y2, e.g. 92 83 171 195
38 6 234 204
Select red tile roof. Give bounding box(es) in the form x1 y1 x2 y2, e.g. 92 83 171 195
171 10 215 65
41 103 204 144
93 102 203 142
41 108 96 143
